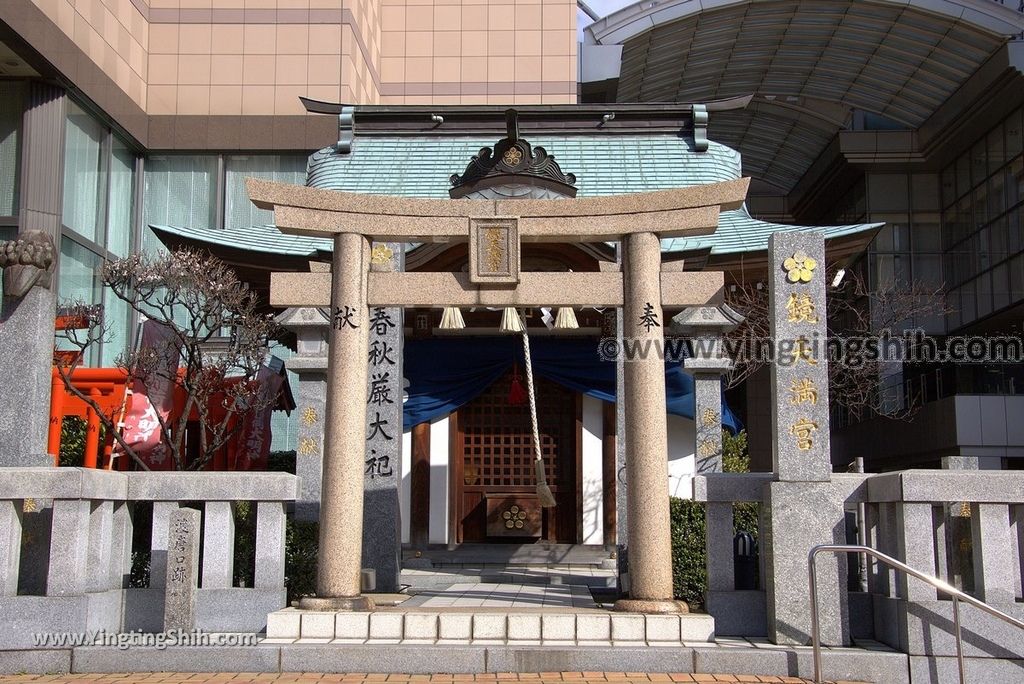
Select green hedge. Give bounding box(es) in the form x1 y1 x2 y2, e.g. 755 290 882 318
670 430 759 609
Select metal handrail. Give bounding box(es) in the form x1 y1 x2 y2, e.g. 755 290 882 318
808 543 1024 684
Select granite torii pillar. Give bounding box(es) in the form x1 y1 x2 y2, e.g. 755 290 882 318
614 232 687 613
297 232 374 611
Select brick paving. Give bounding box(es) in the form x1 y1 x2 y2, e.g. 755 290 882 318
0 673 868 683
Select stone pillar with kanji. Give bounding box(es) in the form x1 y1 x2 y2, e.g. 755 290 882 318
762 232 849 646
361 242 405 593
276 302 331 522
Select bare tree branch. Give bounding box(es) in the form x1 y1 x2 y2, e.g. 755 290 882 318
722 261 950 422
55 250 283 470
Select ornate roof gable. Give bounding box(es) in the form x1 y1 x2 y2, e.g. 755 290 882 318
449 109 578 199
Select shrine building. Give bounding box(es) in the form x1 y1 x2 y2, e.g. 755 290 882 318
145 103 878 572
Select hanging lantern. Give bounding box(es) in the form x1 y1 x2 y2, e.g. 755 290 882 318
439 306 465 330
498 307 524 333
554 307 579 330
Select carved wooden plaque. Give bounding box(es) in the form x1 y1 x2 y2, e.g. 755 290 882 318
486 495 542 538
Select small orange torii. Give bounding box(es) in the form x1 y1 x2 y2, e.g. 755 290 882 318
48 366 130 470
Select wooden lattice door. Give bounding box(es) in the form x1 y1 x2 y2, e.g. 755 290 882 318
451 369 580 543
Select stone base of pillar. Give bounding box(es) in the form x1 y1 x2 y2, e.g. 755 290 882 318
296 595 376 611
613 598 689 614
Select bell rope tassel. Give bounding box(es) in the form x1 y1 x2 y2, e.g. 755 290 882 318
499 307 525 333
439 306 465 329
507 365 527 406
522 330 556 508
554 307 579 330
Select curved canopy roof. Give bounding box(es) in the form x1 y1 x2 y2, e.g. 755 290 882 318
584 0 1024 191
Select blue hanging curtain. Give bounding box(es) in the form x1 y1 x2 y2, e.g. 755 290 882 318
402 337 740 432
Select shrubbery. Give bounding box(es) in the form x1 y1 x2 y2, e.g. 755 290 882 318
670 430 759 609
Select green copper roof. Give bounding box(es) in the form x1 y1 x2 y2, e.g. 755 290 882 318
306 135 742 196
150 133 879 257
150 223 332 256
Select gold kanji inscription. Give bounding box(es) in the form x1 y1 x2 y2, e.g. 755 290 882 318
789 337 819 365
786 293 818 323
486 228 504 273
298 437 319 456
700 408 719 428
789 417 819 451
789 378 818 405
300 406 319 426
697 439 719 458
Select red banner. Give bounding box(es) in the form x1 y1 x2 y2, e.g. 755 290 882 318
230 366 286 471
116 320 182 469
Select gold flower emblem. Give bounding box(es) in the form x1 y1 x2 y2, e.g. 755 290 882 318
782 250 817 283
502 147 523 166
503 505 528 529
370 244 394 265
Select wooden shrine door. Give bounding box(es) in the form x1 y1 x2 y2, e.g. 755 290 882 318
451 369 580 543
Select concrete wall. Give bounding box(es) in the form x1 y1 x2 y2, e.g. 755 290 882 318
581 395 603 545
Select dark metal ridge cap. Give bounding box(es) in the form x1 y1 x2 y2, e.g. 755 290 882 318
299 96 753 135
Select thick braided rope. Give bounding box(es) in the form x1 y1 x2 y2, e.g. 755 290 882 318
521 330 544 469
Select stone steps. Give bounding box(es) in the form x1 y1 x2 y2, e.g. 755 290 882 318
266 609 715 645
401 568 618 588
405 544 612 566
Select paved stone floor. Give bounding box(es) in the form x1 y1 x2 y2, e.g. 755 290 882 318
0 674 865 683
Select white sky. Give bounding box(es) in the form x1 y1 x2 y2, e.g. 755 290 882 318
576 0 636 40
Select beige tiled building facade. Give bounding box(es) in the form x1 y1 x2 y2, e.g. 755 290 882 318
16 0 575 121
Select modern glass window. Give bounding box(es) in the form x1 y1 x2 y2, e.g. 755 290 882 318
0 82 22 217
101 287 130 367
142 155 217 251
940 106 1024 329
107 139 134 257
58 238 102 366
224 155 306 230
57 98 140 367
63 101 106 244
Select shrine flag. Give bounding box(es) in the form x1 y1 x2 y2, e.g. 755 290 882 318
232 366 285 471
116 319 182 469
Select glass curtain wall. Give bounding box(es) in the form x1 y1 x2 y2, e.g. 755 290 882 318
141 155 218 251
0 81 23 217
224 155 306 230
941 106 1024 330
140 153 308 451
58 100 139 368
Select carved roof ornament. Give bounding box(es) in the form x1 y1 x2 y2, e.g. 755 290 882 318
449 109 578 199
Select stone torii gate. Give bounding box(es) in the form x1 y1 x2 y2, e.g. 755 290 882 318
248 174 749 613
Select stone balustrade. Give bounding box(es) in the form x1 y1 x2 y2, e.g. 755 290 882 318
695 470 1024 677
693 472 773 636
0 468 299 648
860 470 1024 674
